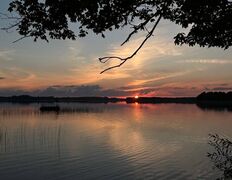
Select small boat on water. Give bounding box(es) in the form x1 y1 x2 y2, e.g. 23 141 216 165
40 105 60 112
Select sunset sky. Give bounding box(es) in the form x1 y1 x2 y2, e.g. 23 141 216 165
0 0 232 97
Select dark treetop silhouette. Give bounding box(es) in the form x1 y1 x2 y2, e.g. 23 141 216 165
1 0 232 72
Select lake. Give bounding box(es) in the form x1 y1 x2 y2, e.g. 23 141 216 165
0 103 232 180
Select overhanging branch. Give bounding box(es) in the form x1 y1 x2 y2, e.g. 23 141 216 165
99 15 162 74
0 12 22 34
121 15 156 46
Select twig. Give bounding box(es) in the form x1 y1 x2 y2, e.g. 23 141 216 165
1 22 20 32
0 12 21 20
99 15 162 74
121 15 156 46
12 36 30 43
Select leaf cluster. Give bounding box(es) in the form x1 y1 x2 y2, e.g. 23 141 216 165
6 0 231 49
208 134 232 179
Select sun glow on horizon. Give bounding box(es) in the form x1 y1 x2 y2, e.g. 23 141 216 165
135 95 139 99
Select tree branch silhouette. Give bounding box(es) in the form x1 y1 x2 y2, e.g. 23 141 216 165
12 35 30 43
208 134 232 179
121 15 156 46
1 0 231 73
0 12 21 20
0 13 21 33
99 15 162 74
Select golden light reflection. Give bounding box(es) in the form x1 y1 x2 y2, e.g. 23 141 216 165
132 103 143 122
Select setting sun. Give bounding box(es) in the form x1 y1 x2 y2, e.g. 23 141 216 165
0 1 231 179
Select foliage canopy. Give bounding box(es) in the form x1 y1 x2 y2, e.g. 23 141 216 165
2 0 232 72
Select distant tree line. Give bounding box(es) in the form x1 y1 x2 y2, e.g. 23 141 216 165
0 91 232 104
197 91 232 101
0 95 122 103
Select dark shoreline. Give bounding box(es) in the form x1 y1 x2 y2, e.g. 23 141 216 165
1 92 232 112
0 94 231 105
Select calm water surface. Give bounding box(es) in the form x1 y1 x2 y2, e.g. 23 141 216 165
0 103 232 180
